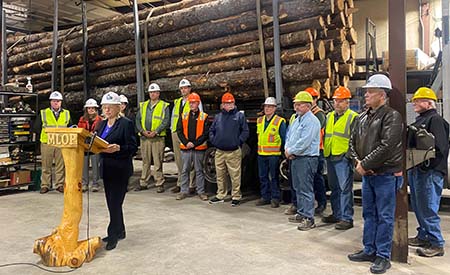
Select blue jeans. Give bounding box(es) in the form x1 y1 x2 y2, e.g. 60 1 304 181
257 155 281 201
291 156 318 219
362 174 403 259
408 168 445 247
314 150 327 209
290 153 326 209
327 157 354 222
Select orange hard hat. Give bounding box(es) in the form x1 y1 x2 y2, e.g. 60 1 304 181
305 87 319 97
332 86 352 99
222 92 235 103
188 92 201 102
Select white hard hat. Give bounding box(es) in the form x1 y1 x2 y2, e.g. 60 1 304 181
179 78 191 88
119 94 129 104
362 74 392 90
84 98 99 108
263 97 277 106
101 92 121 105
49 91 63 101
148 83 161 92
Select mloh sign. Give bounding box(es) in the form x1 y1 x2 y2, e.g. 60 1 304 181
47 133 78 148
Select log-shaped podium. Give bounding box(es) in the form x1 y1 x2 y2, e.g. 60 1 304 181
34 128 108 267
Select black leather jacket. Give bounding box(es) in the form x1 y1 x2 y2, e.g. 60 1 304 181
350 104 403 174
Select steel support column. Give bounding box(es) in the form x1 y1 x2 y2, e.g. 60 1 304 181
132 0 144 105
82 0 89 100
388 0 408 263
51 0 58 92
272 0 283 110
1 8 6 86
442 0 450 124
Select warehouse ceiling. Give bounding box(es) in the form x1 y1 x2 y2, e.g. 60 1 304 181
3 0 182 34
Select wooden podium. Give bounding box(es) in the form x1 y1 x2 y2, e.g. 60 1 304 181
34 128 108 267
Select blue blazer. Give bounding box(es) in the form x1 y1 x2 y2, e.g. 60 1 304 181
96 117 138 178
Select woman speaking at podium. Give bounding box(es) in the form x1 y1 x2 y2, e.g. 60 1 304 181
96 92 138 250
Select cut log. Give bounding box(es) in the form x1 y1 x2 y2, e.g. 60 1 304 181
340 75 350 87
347 0 355 8
333 62 340 73
335 0 345 11
278 0 335 19
346 27 358 44
330 40 351 63
330 12 347 28
339 63 353 77
350 44 357 59
347 13 353 28
314 40 327 60
327 28 347 42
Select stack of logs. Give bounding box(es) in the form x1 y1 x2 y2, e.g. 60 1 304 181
6 0 357 110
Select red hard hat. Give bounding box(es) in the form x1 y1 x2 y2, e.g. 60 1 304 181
188 92 201 102
221 92 235 103
332 86 352 99
305 87 319 97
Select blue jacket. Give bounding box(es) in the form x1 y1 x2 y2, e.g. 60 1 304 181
209 108 249 151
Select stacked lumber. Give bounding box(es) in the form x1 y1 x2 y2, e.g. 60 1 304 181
6 0 357 109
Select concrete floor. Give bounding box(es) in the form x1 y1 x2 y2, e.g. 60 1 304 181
1 161 450 275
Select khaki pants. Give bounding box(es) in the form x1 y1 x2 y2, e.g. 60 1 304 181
40 143 65 189
172 132 195 187
215 148 242 200
140 137 165 187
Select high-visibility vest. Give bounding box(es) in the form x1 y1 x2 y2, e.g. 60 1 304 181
312 105 325 150
171 97 190 133
179 111 208 150
257 115 285 156
140 100 169 136
40 108 71 143
323 108 357 157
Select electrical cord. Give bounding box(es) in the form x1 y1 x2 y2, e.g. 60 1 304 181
0 263 78 273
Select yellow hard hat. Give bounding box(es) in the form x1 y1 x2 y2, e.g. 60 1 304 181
293 91 313 103
412 87 437 101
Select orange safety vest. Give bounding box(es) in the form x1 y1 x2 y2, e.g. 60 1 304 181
312 105 325 150
179 111 208 151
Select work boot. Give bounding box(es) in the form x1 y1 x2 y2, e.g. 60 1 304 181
416 246 445 257
176 193 188 200
335 220 354 230
198 193 208 201
56 186 64 193
105 239 118 251
284 204 297 215
271 199 280 208
348 250 377 262
297 218 315 231
288 214 304 223
314 205 325 216
82 185 88 192
370 256 391 274
322 215 339 224
91 184 100 192
255 198 270 206
209 197 224 204
156 186 165 193
189 187 196 195
408 236 431 247
231 200 241 207
171 186 181 193
40 187 49 194
134 185 148 191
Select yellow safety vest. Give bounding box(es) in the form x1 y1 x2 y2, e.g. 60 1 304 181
40 108 71 143
257 115 285 156
171 97 190 133
323 109 357 157
289 113 296 125
140 100 169 136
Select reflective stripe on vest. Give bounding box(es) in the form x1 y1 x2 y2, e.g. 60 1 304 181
140 100 169 136
323 109 357 157
257 115 285 156
171 97 190 133
180 111 208 150
40 108 71 143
